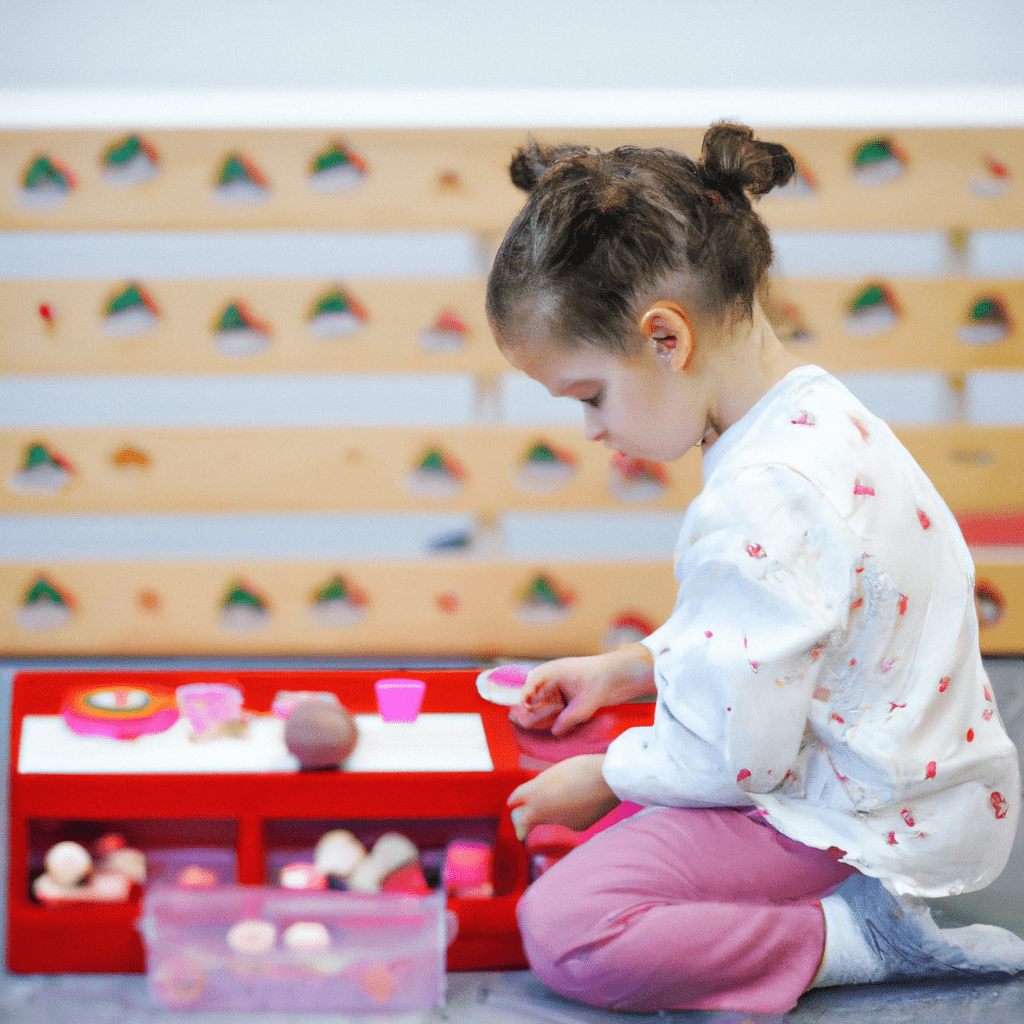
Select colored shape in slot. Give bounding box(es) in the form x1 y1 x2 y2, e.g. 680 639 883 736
418 309 468 353
102 282 160 336
307 287 369 338
851 136 907 186
9 442 74 495
970 155 1011 197
308 574 367 627
428 529 473 552
17 576 74 631
776 156 817 198
843 282 900 337
213 301 272 357
771 300 814 345
406 447 466 498
609 452 668 503
603 612 656 651
38 303 56 326
102 134 160 187
517 440 577 492
975 581 1005 629
958 296 1012 347
213 153 270 204
219 582 270 634
516 573 575 626
112 446 151 469
20 155 76 208
308 141 368 193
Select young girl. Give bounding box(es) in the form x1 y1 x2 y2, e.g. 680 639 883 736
486 123 1024 1014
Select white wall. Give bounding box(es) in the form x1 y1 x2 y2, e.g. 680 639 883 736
3 0 1023 91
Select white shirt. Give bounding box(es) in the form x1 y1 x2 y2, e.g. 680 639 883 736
603 366 1021 898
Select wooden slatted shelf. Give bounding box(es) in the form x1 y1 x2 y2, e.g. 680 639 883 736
2 127 1021 232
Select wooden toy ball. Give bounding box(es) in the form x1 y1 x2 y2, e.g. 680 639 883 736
284 699 358 769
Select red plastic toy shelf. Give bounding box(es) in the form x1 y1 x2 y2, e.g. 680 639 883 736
6 668 654 975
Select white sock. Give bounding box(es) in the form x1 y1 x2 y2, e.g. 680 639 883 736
812 887 888 988
811 873 1024 990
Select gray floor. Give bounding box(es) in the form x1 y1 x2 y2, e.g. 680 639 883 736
3 658 1024 1024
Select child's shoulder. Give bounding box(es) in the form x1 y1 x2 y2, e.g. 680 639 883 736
713 366 907 503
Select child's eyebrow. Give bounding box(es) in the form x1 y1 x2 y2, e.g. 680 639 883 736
554 378 600 397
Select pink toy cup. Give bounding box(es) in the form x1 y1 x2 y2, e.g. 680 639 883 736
374 678 426 723
175 683 244 736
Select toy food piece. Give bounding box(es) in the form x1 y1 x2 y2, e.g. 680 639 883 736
314 829 367 879
348 833 420 893
283 921 331 952
285 699 358 769
33 869 132 906
101 846 147 884
44 841 92 886
226 919 276 954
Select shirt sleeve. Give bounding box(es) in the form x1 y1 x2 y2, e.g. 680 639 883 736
604 462 861 808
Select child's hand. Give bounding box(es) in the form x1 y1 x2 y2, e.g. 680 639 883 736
507 754 620 841
509 643 656 736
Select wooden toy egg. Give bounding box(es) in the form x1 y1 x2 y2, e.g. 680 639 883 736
285 699 358 769
44 841 92 887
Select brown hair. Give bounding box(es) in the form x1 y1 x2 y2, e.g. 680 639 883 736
486 122 795 354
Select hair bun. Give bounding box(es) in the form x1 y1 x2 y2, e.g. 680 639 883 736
698 122 796 199
509 140 592 194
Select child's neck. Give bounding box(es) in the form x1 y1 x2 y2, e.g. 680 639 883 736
704 305 806 445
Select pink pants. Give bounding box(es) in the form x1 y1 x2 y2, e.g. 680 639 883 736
516 805 857 1014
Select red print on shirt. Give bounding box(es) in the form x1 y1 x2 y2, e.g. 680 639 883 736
939 677 951 692
917 510 931 529
991 792 1009 819
925 761 937 780
746 543 766 559
854 482 875 496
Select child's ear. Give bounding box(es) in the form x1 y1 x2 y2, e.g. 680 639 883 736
638 301 694 370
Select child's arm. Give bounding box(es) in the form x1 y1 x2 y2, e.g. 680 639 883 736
510 642 656 735
506 754 620 840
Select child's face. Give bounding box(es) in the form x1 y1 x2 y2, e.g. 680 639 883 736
499 327 714 463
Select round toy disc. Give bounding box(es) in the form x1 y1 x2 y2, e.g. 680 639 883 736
475 663 538 706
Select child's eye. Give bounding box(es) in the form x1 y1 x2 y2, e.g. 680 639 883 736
581 391 603 408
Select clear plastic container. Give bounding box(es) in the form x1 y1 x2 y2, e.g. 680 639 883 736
139 884 447 1012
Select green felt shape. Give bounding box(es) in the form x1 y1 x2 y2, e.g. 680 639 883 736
854 138 896 166
526 443 559 464
106 283 153 315
312 144 367 174
23 157 70 190
969 298 1006 324
222 585 265 610
217 154 262 186
526 576 565 607
24 578 67 606
849 284 892 312
216 304 251 331
418 449 454 474
315 576 351 602
22 444 59 470
105 135 142 166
